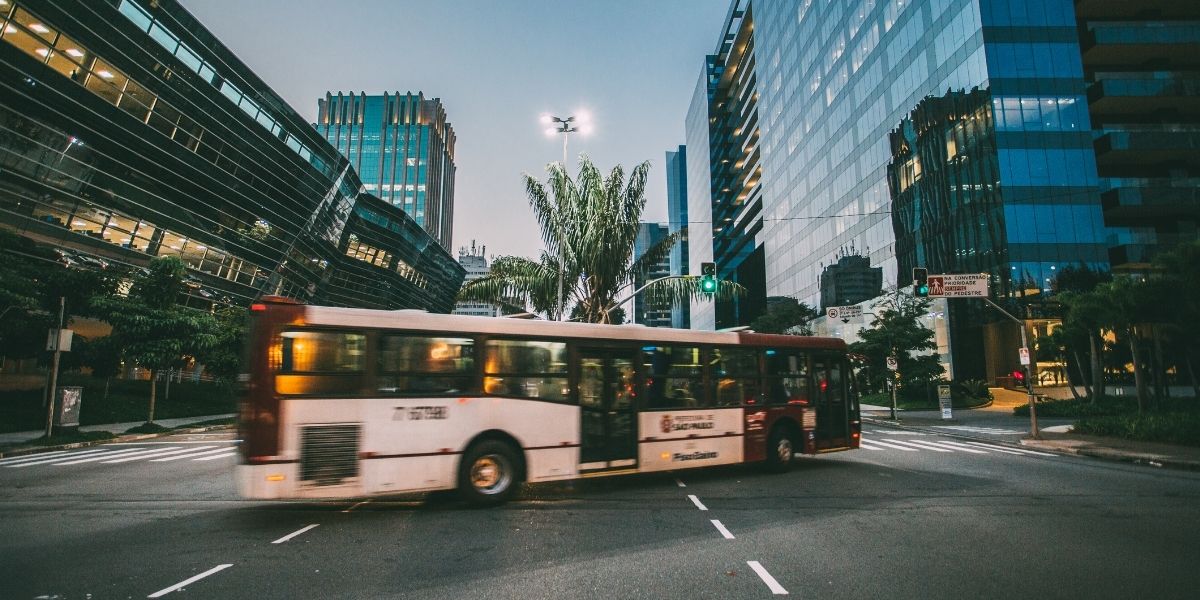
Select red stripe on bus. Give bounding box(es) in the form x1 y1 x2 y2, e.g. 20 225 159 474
638 432 742 443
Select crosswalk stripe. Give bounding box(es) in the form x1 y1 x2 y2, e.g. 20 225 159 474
941 440 1022 455
0 451 70 466
7 448 123 467
151 447 235 462
961 441 1056 456
884 438 952 453
856 440 884 450
921 440 988 454
860 438 918 451
193 450 238 461
102 446 216 463
53 447 167 465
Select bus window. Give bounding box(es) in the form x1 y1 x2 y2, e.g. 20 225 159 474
275 330 366 395
765 349 810 405
643 346 705 409
711 347 761 406
378 335 475 395
483 339 569 402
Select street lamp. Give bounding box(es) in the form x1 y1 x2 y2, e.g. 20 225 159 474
539 111 594 320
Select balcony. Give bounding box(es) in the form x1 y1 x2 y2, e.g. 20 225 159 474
1081 22 1200 67
1093 130 1200 168
1087 78 1200 117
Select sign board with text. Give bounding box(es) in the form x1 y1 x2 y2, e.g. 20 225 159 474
1019 347 1031 366
826 305 863 320
938 385 953 420
926 273 989 298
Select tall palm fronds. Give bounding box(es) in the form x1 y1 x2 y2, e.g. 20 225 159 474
459 155 742 322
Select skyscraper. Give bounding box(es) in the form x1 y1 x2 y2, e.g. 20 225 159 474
453 241 502 317
665 145 691 329
316 92 456 250
633 222 672 328
688 0 1198 380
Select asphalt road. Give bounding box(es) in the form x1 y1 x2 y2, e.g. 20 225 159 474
2 427 1199 599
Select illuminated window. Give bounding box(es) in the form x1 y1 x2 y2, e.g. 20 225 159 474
484 339 569 402
378 335 475 395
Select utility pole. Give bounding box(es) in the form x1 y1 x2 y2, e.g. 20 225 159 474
44 296 65 439
982 297 1040 439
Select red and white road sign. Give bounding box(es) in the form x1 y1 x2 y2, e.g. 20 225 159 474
926 273 988 298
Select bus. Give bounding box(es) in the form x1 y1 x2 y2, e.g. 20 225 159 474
238 297 860 505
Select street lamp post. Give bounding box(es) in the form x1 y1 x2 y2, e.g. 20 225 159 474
540 112 593 320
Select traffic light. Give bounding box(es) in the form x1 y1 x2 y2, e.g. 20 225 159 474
700 262 718 294
913 267 929 297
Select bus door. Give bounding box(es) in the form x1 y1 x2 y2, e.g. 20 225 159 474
813 355 849 447
578 348 637 466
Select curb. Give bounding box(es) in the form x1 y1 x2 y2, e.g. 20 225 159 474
0 423 235 459
865 415 1200 472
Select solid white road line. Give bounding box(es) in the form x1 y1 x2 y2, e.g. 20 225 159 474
0 451 70 465
147 563 233 598
885 439 952 453
688 494 708 511
675 478 686 487
271 524 319 544
151 447 236 462
6 448 117 467
46 447 157 466
103 446 216 464
710 520 735 539
747 561 788 595
961 440 1056 456
859 438 918 451
193 450 237 462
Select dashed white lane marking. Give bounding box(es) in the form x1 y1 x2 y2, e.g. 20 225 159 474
271 524 319 544
860 438 918 451
0 451 69 465
961 440 1056 456
747 561 788 595
675 478 686 487
147 563 233 598
688 494 708 511
151 447 236 462
193 450 238 461
884 438 952 453
52 447 159 465
103 446 217 464
6 448 117 467
711 519 735 539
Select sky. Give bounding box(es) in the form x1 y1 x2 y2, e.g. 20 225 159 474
180 0 731 261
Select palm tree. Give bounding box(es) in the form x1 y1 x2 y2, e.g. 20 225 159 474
460 156 741 323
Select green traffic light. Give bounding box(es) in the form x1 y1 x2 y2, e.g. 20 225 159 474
700 277 717 293
918 284 929 296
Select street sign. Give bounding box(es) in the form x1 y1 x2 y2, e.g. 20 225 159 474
885 355 898 371
925 273 989 298
1019 347 1031 366
826 305 862 320
46 329 73 352
938 385 952 419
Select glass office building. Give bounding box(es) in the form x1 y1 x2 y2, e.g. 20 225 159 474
0 0 463 312
315 92 456 250
665 145 691 329
688 0 1200 379
633 222 672 328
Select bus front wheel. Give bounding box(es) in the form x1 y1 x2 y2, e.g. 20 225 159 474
765 425 797 473
458 440 520 506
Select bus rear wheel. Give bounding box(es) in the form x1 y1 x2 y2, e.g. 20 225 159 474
765 425 797 473
458 440 520 506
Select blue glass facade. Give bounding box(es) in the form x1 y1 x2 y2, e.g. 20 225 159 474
665 145 691 329
633 222 672 327
315 92 456 250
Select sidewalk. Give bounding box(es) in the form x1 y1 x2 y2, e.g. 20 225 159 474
0 414 235 448
862 392 1200 471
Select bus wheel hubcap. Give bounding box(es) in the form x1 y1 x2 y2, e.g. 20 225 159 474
471 455 510 493
777 438 792 462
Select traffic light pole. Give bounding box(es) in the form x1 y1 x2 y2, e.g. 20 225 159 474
981 296 1040 440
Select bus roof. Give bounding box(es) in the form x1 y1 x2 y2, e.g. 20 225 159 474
284 304 847 350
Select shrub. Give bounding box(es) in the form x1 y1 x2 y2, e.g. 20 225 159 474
1074 412 1200 447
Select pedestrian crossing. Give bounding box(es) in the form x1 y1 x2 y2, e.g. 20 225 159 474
931 425 1025 436
0 444 239 469
860 434 1055 457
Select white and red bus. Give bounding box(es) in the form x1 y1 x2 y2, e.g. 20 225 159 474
238 297 860 505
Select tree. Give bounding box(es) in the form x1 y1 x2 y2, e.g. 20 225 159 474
750 299 818 335
849 295 944 401
460 156 742 322
201 306 249 388
94 257 218 423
